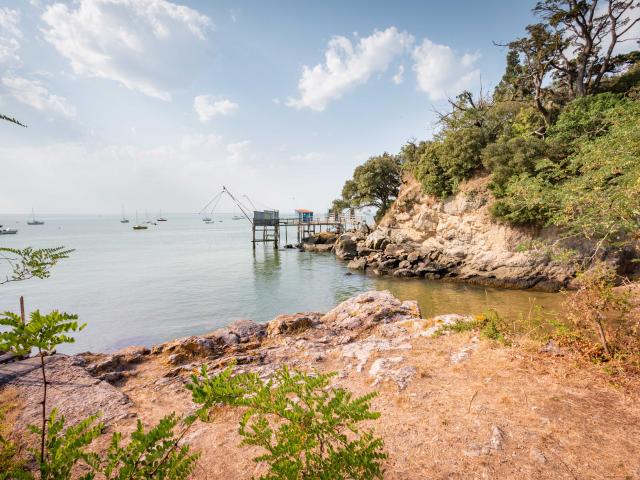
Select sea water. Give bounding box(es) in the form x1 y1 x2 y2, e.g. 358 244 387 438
0 213 562 353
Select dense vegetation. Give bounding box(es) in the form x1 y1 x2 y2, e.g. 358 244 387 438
336 0 640 253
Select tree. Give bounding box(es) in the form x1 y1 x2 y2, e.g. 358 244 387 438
499 24 565 123
534 0 640 97
336 153 402 220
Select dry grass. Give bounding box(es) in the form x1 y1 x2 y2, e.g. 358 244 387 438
2 324 639 479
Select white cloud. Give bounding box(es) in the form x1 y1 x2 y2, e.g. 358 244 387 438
0 134 259 214
412 39 481 101
41 0 213 101
392 64 404 85
2 76 76 117
287 27 414 111
193 95 239 122
0 7 22 65
0 8 21 38
226 140 250 164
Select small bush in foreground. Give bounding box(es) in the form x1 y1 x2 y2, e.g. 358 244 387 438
434 311 510 345
188 365 387 480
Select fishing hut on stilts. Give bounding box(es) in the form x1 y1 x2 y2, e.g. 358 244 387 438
200 187 365 249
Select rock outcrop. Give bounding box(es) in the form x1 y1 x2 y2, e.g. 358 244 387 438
343 176 576 291
300 231 337 253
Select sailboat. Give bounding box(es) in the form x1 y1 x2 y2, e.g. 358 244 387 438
202 212 213 223
157 209 167 222
120 205 129 223
27 209 44 225
144 209 157 226
0 224 17 235
132 210 148 230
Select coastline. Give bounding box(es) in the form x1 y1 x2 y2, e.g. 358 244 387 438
2 290 639 479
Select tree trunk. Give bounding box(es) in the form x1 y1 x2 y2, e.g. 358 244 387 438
594 314 611 358
38 347 48 471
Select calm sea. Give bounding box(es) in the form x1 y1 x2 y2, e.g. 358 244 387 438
0 213 562 353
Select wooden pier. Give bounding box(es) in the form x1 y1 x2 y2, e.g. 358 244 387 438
198 187 364 249
251 209 364 249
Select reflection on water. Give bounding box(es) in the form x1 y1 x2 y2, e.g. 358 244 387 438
373 276 564 319
0 213 564 353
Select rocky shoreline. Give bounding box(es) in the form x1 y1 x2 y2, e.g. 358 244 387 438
300 176 583 292
3 290 640 479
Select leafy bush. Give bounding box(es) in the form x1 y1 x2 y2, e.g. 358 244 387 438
95 414 199 480
482 136 548 195
434 310 510 344
0 403 26 480
30 410 102 480
546 93 627 145
489 173 555 225
188 365 387 480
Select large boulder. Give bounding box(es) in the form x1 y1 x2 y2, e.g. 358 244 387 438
347 257 367 271
266 313 321 337
364 230 389 250
226 319 266 343
335 234 358 260
320 290 421 332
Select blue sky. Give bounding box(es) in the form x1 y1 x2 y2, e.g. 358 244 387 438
0 0 537 214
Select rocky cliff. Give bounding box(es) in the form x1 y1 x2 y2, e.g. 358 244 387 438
341 175 576 291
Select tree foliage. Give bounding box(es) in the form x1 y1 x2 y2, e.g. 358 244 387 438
0 310 85 356
0 247 74 285
188 365 387 480
533 0 640 97
333 153 401 220
95 414 199 480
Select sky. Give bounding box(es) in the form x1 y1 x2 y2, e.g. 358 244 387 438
0 0 540 215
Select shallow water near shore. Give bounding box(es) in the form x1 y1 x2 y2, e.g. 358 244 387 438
0 213 563 353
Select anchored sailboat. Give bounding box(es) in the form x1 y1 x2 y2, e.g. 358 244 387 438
0 224 17 235
132 210 148 230
27 209 44 225
157 209 167 222
120 204 130 223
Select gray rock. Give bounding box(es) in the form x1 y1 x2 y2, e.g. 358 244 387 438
347 257 367 271
384 243 405 257
364 230 389 250
406 251 422 264
267 313 320 336
356 245 374 256
393 268 415 278
227 319 266 342
379 258 399 269
334 234 358 260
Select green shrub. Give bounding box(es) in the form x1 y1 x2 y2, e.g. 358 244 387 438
434 311 509 344
96 414 199 480
29 410 102 480
188 365 387 480
546 93 627 146
482 136 548 195
489 173 555 225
